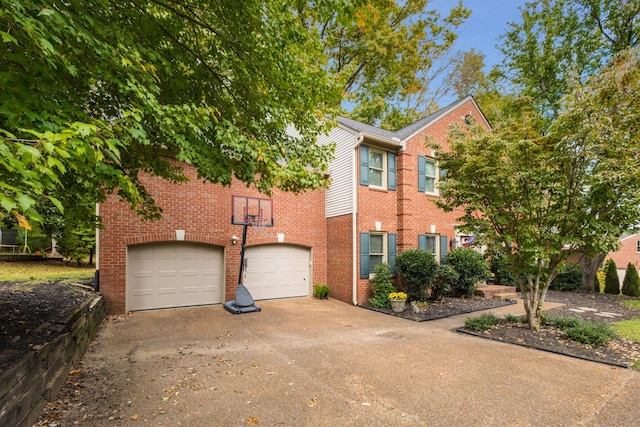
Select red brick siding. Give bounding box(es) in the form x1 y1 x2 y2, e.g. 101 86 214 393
99 162 326 313
351 99 490 304
608 234 640 272
326 214 353 303
397 99 489 255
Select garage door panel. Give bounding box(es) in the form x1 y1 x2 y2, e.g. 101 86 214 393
128 243 224 311
244 245 310 300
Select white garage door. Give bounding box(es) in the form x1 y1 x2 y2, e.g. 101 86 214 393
244 245 310 300
127 243 224 311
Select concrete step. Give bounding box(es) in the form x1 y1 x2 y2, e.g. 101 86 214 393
493 292 519 300
474 284 517 299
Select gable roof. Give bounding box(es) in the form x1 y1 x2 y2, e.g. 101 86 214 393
336 115 397 140
336 95 488 144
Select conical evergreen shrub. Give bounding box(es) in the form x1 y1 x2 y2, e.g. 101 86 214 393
621 263 640 297
603 259 620 295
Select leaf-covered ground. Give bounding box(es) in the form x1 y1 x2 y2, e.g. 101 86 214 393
0 279 97 372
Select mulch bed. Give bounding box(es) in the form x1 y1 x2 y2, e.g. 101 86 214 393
364 290 640 368
362 296 517 321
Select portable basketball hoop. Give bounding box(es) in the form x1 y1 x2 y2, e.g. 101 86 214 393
224 196 274 314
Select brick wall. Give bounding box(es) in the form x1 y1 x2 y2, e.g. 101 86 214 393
98 162 326 313
608 234 640 272
351 99 490 304
326 214 353 303
398 98 488 253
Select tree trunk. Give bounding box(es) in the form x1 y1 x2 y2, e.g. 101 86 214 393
579 253 606 292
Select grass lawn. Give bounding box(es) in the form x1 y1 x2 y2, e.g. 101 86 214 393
614 300 640 349
0 260 95 282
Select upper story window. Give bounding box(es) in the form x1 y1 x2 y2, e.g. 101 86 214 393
418 155 439 195
368 149 385 188
360 145 396 191
637 240 640 253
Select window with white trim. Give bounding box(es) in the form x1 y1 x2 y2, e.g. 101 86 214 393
368 149 386 188
368 233 386 274
423 234 438 257
424 158 436 193
418 155 439 195
360 232 397 278
419 233 449 264
360 145 397 190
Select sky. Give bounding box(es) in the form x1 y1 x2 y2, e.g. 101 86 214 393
434 0 527 67
431 0 528 104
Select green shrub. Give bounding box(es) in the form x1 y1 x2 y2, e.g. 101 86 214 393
368 263 396 308
313 284 330 299
543 315 617 347
504 314 521 323
621 263 640 297
395 249 438 301
488 250 516 286
432 264 458 301
465 313 500 331
603 259 620 295
594 272 602 293
549 264 584 292
562 322 617 347
446 248 490 297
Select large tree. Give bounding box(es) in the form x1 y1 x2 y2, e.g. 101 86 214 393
434 48 640 329
1 0 345 223
301 0 470 129
500 0 640 120
498 0 640 289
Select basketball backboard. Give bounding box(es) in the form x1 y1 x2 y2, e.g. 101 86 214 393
231 195 274 227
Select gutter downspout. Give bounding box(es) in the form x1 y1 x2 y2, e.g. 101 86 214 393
353 134 364 305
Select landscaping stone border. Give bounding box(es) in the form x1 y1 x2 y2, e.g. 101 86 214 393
0 295 105 427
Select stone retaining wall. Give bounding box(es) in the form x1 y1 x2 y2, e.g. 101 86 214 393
0 295 105 427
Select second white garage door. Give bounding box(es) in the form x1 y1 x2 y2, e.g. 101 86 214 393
244 245 310 300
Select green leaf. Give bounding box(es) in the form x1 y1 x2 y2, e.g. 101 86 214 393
1 32 18 44
48 196 64 214
38 8 55 16
15 193 36 211
0 194 17 213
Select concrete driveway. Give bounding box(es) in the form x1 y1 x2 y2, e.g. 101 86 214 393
62 298 640 426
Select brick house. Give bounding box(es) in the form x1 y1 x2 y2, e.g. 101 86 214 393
97 170 328 314
97 96 489 313
320 96 490 305
606 233 640 283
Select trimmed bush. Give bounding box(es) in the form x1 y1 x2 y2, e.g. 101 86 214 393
488 250 516 286
543 315 617 347
313 284 330 299
549 264 584 292
368 263 396 308
432 264 458 301
594 271 602 293
621 263 640 297
445 248 490 297
465 313 500 331
395 249 438 301
504 314 521 323
603 259 620 295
